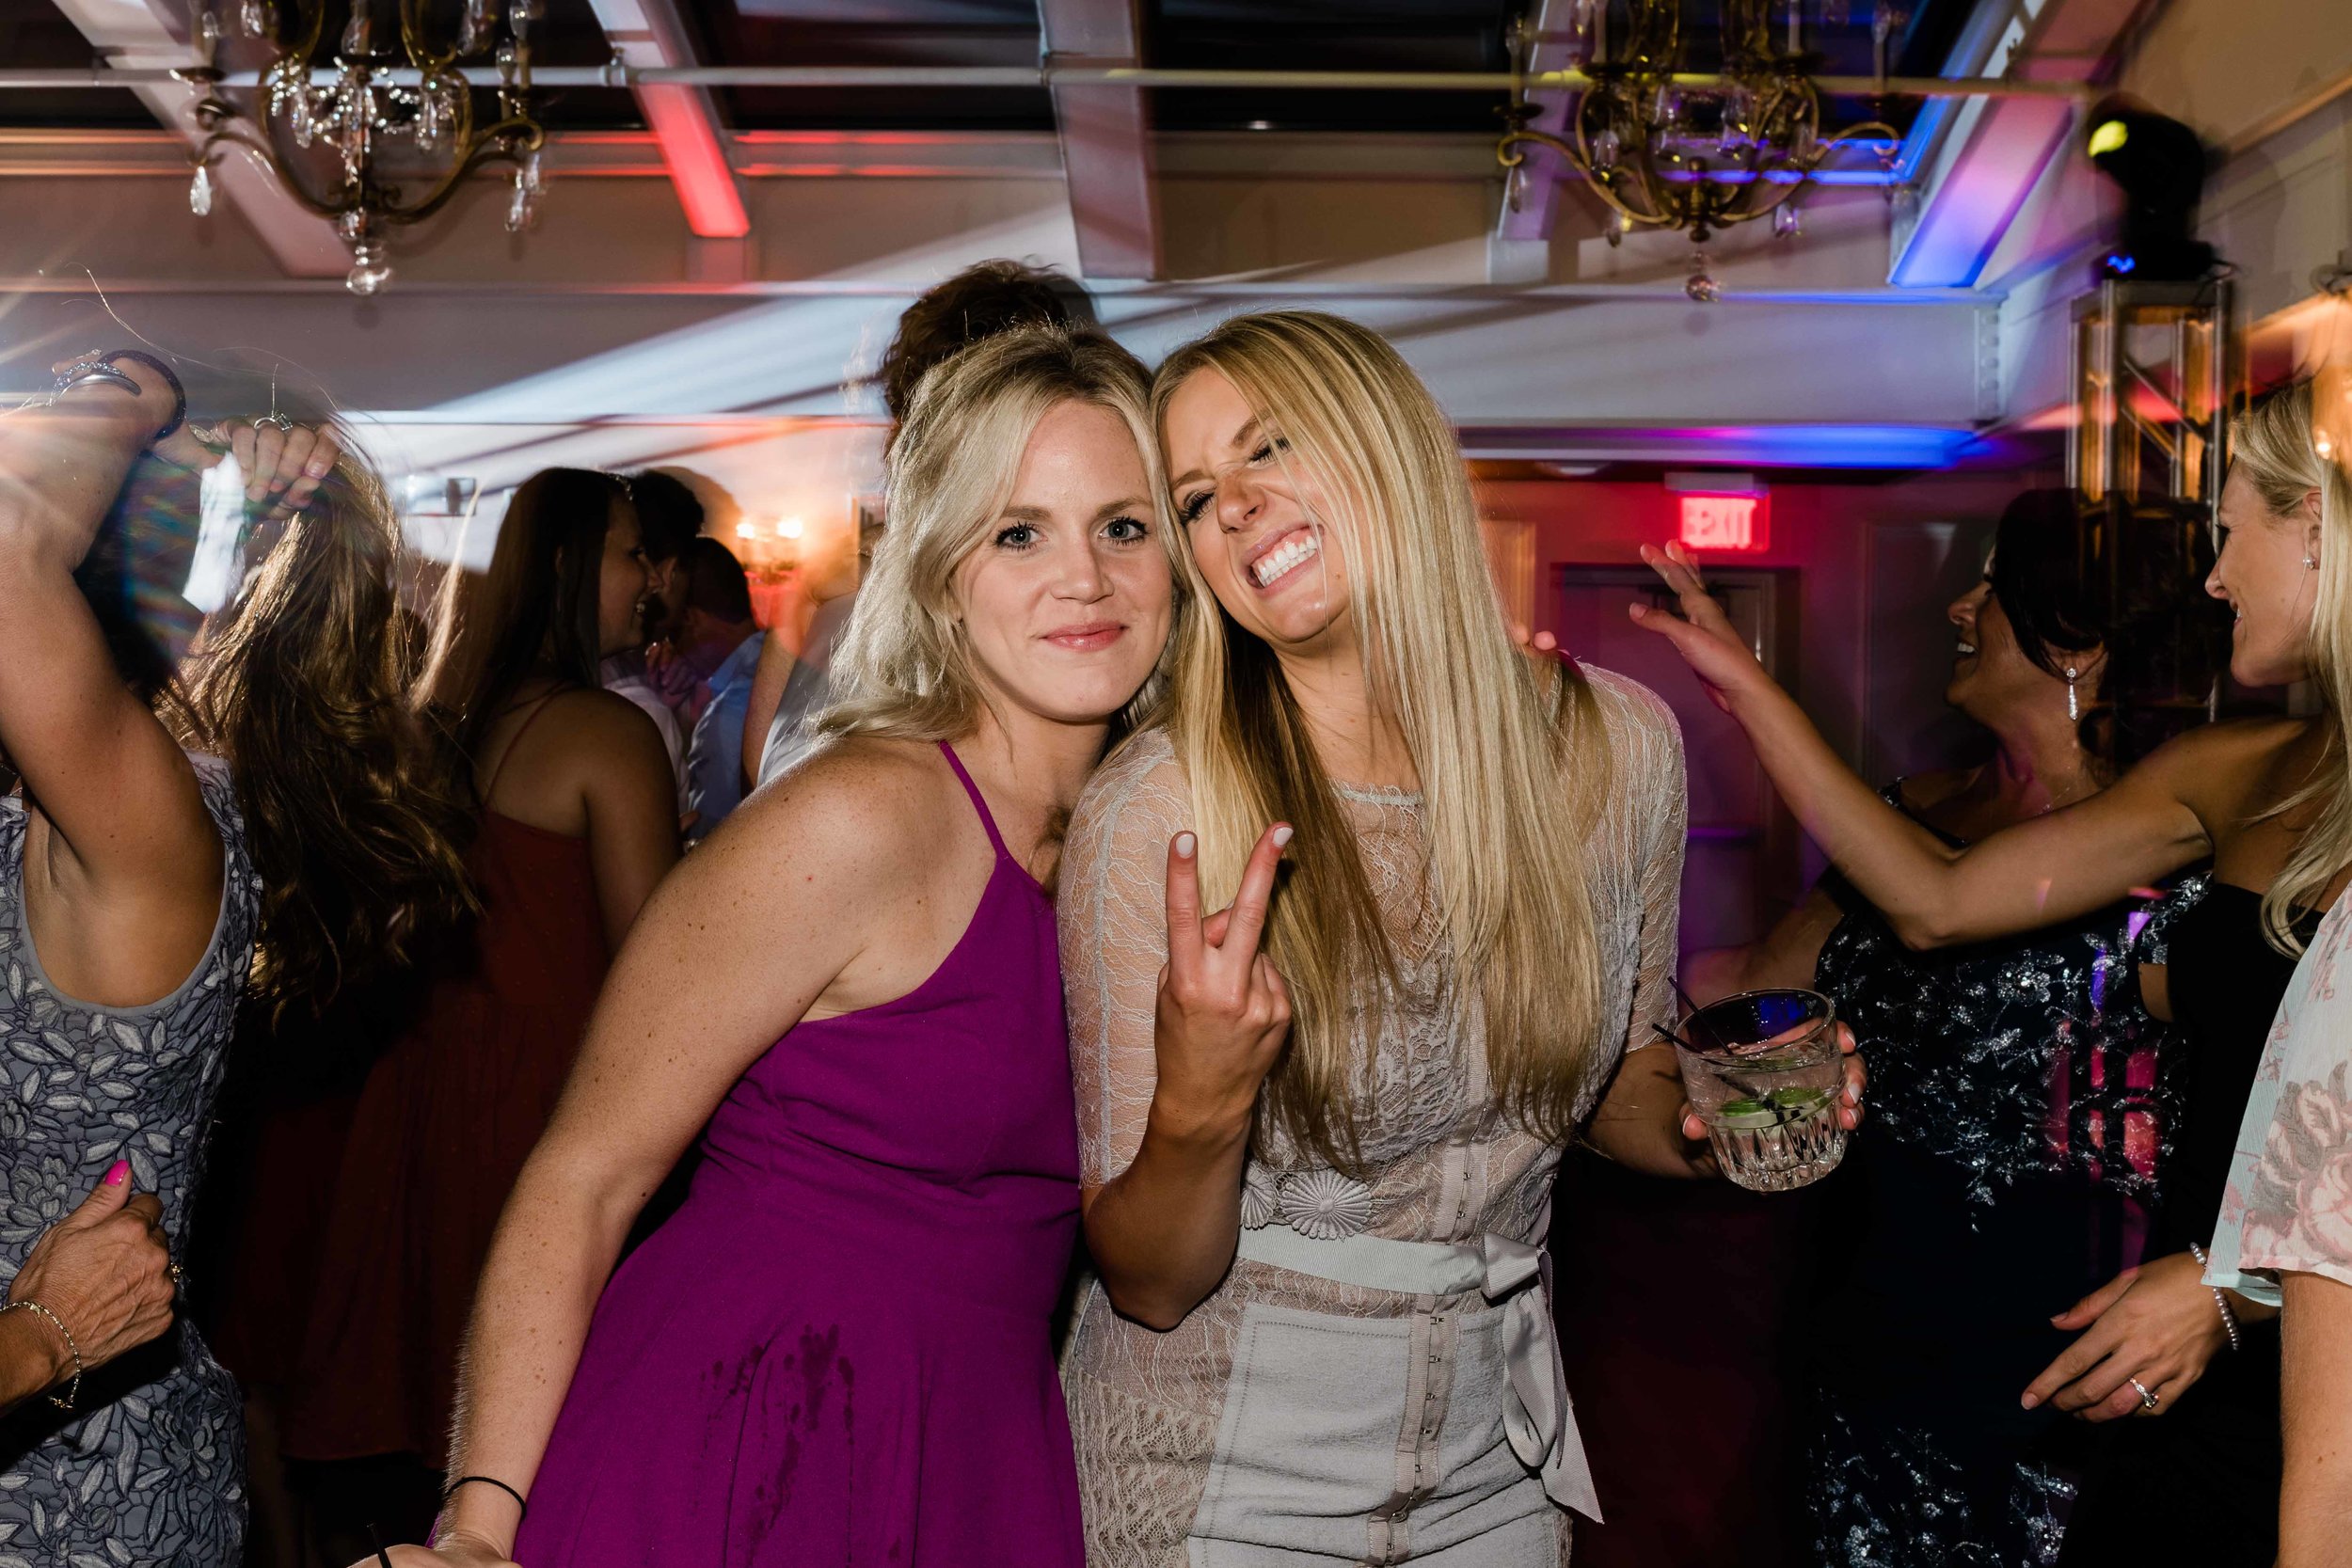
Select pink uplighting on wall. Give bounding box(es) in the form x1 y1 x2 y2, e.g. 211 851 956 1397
1678 495 1769 552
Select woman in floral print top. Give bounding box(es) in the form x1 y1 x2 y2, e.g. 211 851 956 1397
2205 885 2352 1567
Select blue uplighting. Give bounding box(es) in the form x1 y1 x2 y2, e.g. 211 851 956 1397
1685 424 1988 468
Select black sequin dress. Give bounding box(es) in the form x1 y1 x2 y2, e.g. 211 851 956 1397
1802 787 2201 1568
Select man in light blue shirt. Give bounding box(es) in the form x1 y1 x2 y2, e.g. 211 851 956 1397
677 539 764 842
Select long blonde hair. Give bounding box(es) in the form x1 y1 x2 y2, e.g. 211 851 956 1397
820 325 1182 745
1152 310 1613 1168
2249 379 2352 950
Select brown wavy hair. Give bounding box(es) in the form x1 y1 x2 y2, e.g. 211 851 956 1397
152 428 476 1020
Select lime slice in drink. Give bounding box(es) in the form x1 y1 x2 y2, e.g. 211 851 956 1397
1767 1087 1831 1115
1713 1098 1782 1129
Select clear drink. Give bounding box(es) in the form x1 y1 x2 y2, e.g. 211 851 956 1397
1673 989 1847 1193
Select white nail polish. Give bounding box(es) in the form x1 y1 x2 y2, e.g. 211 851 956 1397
1175 832 1196 859
1271 825 1294 848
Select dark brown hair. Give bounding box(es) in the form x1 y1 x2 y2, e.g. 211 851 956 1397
876 261 1089 442
414 467 635 768
1990 487 2226 769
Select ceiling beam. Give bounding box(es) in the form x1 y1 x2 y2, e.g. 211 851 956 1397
47 0 347 276
1889 0 2141 287
583 0 749 239
1490 0 1581 279
1038 0 1158 280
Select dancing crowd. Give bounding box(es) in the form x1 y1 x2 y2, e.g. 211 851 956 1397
0 261 2342 1568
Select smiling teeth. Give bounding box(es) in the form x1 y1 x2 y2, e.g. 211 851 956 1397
1251 532 1319 588
1957 642 1977 655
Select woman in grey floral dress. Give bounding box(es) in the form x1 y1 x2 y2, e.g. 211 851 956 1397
0 353 471 1564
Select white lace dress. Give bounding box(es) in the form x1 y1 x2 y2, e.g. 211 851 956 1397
1059 668 1686 1567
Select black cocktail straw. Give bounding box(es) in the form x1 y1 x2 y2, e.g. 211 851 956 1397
1668 975 1728 1052
368 1524 394 1568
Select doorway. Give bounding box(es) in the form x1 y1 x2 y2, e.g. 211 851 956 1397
1553 565 1803 961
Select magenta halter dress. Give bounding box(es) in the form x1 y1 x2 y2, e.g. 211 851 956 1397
513 743 1085 1567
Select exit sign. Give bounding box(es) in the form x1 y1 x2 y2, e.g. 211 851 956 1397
1679 494 1768 552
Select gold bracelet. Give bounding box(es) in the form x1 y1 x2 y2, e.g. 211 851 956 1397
2 1299 84 1410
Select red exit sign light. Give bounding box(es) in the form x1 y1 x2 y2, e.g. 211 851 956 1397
1678 494 1768 552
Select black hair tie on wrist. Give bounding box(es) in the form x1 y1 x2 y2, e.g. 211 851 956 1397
97 350 187 446
442 1473 529 1521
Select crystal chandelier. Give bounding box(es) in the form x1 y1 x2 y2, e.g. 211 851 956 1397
178 0 548 294
1497 0 1900 276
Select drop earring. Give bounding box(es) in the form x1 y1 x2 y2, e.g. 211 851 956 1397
2065 666 2080 723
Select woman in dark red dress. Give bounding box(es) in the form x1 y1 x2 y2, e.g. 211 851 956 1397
280 468 679 1557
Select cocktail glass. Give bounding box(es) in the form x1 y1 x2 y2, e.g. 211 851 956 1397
1672 989 1847 1193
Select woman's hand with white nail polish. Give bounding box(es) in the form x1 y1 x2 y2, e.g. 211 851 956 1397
1148 824 1295 1146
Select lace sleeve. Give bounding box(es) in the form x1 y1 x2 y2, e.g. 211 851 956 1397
1616 679 1688 1047
1059 731 1191 1187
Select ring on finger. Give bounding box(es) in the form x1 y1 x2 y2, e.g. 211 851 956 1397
251 413 294 434
2128 1377 2159 1413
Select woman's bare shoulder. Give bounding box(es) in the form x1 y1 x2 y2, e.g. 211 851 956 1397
2134 713 2316 800
733 735 961 854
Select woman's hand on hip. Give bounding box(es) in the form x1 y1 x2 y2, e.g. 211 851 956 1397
1628 543 1778 715
2021 1250 2232 1420
9 1160 175 1374
1150 823 1294 1145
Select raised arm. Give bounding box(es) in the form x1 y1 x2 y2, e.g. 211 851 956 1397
0 360 224 1002
1631 543 2209 947
412 763 897 1567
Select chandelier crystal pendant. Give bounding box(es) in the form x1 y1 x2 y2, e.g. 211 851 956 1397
1497 1 1900 258
176 0 548 294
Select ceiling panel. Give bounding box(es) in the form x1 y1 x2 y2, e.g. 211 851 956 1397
0 0 1985 136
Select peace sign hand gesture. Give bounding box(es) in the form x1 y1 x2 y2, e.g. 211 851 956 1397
1152 825 1295 1141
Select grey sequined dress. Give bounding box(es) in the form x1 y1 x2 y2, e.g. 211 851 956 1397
0 756 255 1565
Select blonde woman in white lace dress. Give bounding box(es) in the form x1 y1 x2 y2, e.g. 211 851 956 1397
1058 310 1864 1567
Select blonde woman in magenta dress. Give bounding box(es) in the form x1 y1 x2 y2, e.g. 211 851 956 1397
369 326 1268 1568
1058 311 1866 1566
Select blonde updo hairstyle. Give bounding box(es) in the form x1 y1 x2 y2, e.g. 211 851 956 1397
819 325 1183 744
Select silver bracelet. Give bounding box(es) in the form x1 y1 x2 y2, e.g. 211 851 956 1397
2186 1241 2243 1353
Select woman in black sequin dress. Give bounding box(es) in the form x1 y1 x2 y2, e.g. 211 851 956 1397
1690 492 2204 1564
1639 384 2345 1568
